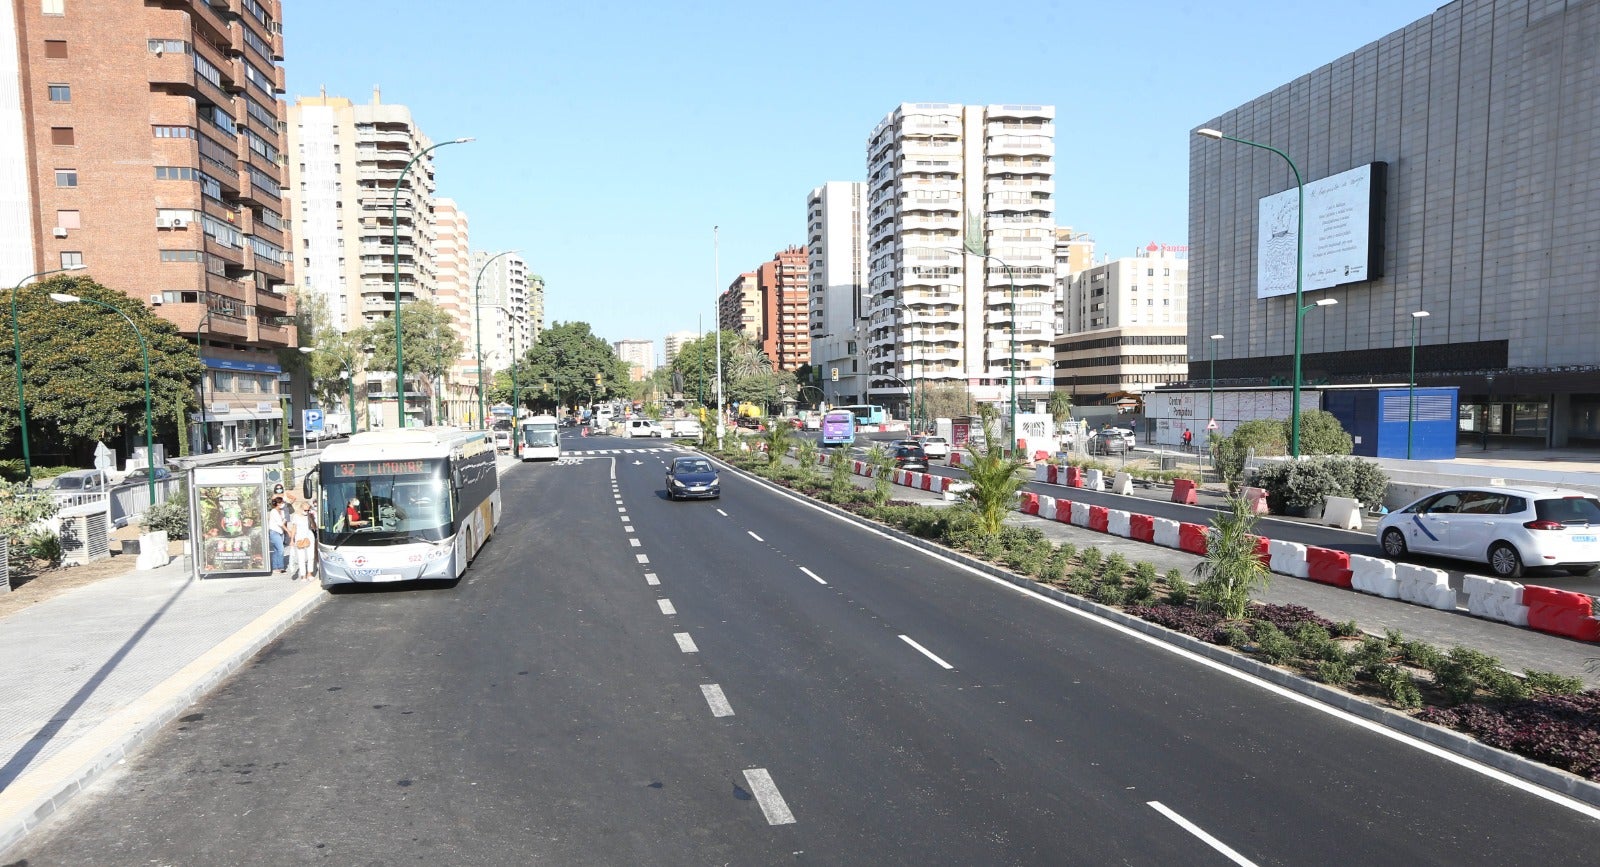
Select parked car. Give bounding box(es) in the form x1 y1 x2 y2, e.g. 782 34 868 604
1376 485 1600 579
1087 427 1135 455
50 469 109 491
892 444 929 471
665 456 720 500
671 419 704 439
121 464 175 484
918 436 950 459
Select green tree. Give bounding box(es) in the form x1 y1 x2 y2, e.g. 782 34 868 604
918 382 974 423
294 289 364 417
1046 390 1074 426
1295 409 1354 456
494 321 627 412
1192 496 1272 619
0 275 201 460
1213 418 1288 492
962 439 1028 534
357 299 463 424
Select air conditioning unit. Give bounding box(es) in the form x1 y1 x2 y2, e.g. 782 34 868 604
58 505 110 566
149 293 163 305
52 226 68 238
169 217 187 228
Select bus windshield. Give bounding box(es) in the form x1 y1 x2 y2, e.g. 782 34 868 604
521 422 559 448
319 458 453 546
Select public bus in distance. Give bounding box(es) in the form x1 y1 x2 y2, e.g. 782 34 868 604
820 409 856 447
308 428 500 587
518 414 562 461
837 404 887 426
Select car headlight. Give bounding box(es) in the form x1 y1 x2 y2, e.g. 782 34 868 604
672 479 686 487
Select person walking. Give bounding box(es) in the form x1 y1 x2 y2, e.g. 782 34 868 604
266 495 288 574
1182 427 1193 451
287 499 315 581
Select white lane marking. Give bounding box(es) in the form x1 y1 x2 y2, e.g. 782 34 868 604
630 538 641 547
625 525 636 533
658 599 676 615
799 567 827 585
700 684 734 717
742 769 796 825
620 516 630 523
748 531 764 542
644 573 660 586
674 632 698 653
730 462 1600 821
898 634 954 670
1148 802 1257 866
617 507 627 513
636 554 649 564
716 508 728 517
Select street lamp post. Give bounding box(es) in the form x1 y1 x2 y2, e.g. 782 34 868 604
894 301 917 434
713 226 724 449
9 265 87 480
946 249 1018 454
473 250 516 432
1195 128 1314 457
509 310 523 457
1407 310 1430 460
392 136 472 429
50 293 155 506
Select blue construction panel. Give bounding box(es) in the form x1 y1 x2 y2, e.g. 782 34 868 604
1325 388 1458 459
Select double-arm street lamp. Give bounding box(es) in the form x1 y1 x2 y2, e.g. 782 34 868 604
1195 128 1319 457
50 293 155 507
473 249 517 432
10 265 87 480
1407 310 1430 459
392 136 472 429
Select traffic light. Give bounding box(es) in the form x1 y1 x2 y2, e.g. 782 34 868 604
595 373 602 386
830 367 839 382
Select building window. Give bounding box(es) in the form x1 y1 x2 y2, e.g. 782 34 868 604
42 0 63 15
44 40 66 59
60 251 82 268
47 84 69 102
56 209 79 229
55 169 76 187
50 127 74 146
160 250 203 263
153 125 196 138
155 166 198 180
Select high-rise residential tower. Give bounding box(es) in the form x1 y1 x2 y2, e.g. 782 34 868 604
614 339 655 381
758 246 809 372
3 0 295 454
431 198 472 424
807 182 867 405
663 329 698 367
718 271 759 336
468 249 534 379
866 103 1056 423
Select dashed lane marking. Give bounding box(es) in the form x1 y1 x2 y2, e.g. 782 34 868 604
658 599 676 615
742 769 796 825
700 684 734 717
1147 801 1257 866
674 632 698 653
799 567 827 585
899 634 954 670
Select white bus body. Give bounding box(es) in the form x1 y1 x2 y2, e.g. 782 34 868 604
311 428 500 587
519 415 562 461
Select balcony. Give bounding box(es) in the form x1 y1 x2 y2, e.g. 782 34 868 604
253 321 293 348
900 214 961 232
986 136 1055 158
254 289 290 315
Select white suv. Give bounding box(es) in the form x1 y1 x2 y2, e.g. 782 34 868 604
1377 485 1600 579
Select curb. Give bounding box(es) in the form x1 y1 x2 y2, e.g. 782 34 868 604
711 454 1600 811
0 581 327 857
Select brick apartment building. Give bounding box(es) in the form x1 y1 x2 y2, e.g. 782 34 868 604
758 245 809 372
2 0 294 455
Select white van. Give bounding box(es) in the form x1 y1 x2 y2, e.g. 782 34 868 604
626 418 664 438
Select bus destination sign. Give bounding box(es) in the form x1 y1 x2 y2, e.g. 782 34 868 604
329 459 433 478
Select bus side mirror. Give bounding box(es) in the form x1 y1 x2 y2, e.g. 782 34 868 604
302 471 317 501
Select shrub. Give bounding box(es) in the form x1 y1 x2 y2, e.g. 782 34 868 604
1093 581 1127 607
1222 625 1252 648
1296 409 1354 456
1291 622 1341 663
25 530 62 566
1253 455 1389 515
1371 664 1423 709
865 445 895 506
1249 604 1338 635
1 481 62 551
0 459 24 483
1431 647 1510 706
1420 691 1600 781
1132 561 1157 584
961 440 1028 534
1523 670 1585 696
827 448 856 502
1317 656 1356 686
1401 639 1443 671
1078 546 1103 573
793 439 820 485
1101 552 1129 582
1126 569 1156 605
1163 569 1191 607
1125 603 1225 643
1192 497 1272 619
1064 568 1095 596
1251 621 1299 665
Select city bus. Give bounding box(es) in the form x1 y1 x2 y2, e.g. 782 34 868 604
837 404 888 426
518 414 562 461
308 428 500 587
820 409 856 447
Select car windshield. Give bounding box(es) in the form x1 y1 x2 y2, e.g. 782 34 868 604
1534 496 1600 524
675 460 713 474
54 476 89 489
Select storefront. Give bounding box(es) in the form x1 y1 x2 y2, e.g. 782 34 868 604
190 357 286 454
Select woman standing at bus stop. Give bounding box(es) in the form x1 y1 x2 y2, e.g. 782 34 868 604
287 499 315 581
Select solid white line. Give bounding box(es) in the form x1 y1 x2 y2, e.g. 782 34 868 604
1147 801 1257 866
742 768 796 825
799 566 827 585
700 684 734 717
716 508 728 517
898 634 954 670
658 599 676 615
727 457 1600 821
630 538 641 547
644 573 659 586
748 531 764 542
674 632 698 653
636 554 649 564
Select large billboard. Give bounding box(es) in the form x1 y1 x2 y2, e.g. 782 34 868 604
1256 162 1386 298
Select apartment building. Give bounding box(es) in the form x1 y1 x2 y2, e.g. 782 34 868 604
432 198 474 424
1052 226 1095 333
865 103 1056 423
663 329 698 367
1057 245 1188 402
287 91 445 429
717 271 760 336
614 338 655 381
1 0 295 455
806 182 866 405
469 249 535 379
757 246 808 372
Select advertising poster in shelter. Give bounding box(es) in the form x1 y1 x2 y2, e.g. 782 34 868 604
191 466 270 579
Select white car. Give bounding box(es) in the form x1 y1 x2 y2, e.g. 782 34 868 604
918 436 950 458
1376 485 1600 579
671 419 703 439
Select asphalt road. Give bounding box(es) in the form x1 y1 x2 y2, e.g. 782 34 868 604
12 432 1600 865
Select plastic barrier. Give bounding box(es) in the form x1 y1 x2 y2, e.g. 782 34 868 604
1037 495 1056 519
1305 546 1354 588
1084 469 1105 491
1130 514 1155 543
1395 564 1457 610
1522 586 1600 641
1033 450 1051 463
1251 536 1272 567
1088 505 1110 533
1349 555 1400 598
1107 509 1132 538
949 452 964 467
1111 472 1134 495
1065 466 1084 488
1033 465 1052 483
1268 540 1309 578
1070 502 1091 528
939 476 954 492
1172 478 1199 505
1152 518 1181 549
1177 522 1208 555
1322 496 1363 530
1462 575 1529 627
1243 486 1269 515
1019 492 1040 516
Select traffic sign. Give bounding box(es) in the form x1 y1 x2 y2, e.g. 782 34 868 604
92 441 114 472
1207 418 1218 431
304 408 325 434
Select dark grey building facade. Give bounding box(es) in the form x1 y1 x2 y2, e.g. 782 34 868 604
1188 0 1600 447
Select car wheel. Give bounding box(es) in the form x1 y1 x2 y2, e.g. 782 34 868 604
1488 542 1523 579
1380 528 1408 559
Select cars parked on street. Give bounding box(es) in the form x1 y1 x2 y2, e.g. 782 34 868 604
120 465 175 485
50 469 108 491
1376 485 1600 579
1087 427 1134 455
665 456 720 500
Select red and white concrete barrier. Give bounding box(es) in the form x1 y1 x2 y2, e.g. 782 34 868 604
1350 555 1400 599
1463 575 1528 626
1396 564 1456 610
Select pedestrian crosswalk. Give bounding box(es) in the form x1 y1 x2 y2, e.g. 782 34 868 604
561 447 685 455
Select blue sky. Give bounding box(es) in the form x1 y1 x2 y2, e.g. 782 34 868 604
286 0 1444 358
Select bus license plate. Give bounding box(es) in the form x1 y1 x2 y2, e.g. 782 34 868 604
372 573 406 582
